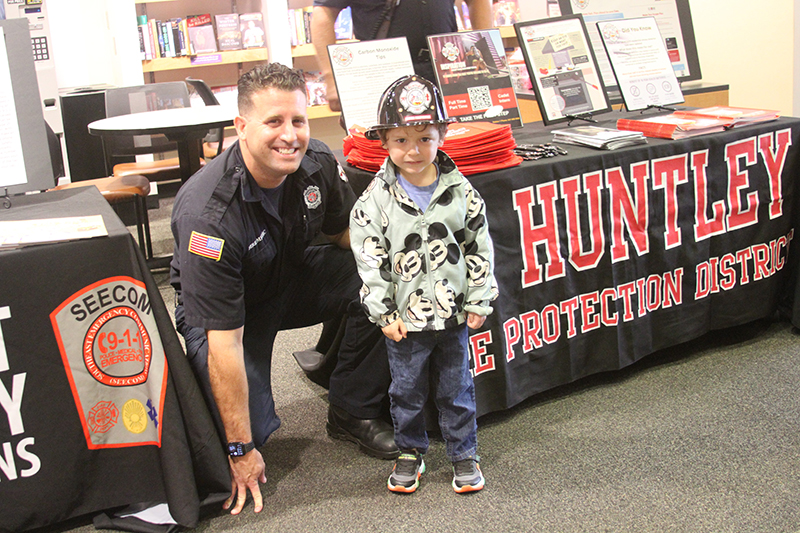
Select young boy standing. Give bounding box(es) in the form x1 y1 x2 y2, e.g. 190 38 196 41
350 75 498 494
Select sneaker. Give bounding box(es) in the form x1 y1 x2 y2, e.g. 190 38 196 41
388 451 425 493
452 456 484 493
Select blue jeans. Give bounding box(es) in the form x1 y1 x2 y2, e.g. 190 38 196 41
385 324 477 462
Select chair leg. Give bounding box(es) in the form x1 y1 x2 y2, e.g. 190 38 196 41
133 195 153 260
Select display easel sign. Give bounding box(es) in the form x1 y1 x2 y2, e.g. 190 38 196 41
427 28 522 127
514 15 610 125
597 17 684 111
327 37 414 131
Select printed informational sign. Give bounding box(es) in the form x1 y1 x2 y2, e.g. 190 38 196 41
558 0 702 88
514 15 610 125
428 29 522 127
598 17 684 111
327 37 415 131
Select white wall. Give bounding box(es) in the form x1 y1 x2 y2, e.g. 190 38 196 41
690 0 794 114
48 0 142 90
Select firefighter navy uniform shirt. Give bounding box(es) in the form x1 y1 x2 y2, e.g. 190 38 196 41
170 139 355 332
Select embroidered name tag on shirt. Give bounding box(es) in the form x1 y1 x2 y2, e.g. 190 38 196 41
189 231 224 261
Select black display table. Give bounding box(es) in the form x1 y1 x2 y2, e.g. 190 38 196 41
0 187 229 531
340 112 800 417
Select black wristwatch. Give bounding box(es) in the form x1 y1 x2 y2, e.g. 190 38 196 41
227 441 255 457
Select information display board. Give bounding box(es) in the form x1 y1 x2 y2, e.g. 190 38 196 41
514 15 610 125
597 16 684 110
557 0 702 90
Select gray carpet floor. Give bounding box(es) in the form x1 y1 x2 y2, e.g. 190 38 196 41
53 187 800 533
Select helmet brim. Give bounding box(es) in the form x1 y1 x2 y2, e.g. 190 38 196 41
364 117 456 141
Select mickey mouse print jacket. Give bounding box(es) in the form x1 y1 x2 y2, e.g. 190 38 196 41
350 151 498 332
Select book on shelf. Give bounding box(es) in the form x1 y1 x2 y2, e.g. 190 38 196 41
187 14 217 55
616 113 732 140
215 13 242 51
303 71 327 106
137 15 152 60
288 6 313 46
240 12 266 49
170 18 188 56
552 125 647 150
492 0 519 26
672 106 780 127
148 18 160 58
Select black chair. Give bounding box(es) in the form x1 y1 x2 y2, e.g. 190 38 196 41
46 122 154 260
102 82 203 183
185 77 237 158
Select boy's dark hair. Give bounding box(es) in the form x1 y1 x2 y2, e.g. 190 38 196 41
377 122 449 144
238 63 306 115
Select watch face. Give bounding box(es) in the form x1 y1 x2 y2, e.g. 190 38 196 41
228 443 244 456
227 441 253 456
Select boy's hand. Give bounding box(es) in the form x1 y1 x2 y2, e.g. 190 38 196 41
382 319 408 342
466 312 486 330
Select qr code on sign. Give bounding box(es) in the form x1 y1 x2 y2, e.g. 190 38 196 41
467 85 492 111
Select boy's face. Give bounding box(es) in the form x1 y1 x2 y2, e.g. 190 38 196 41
382 125 444 179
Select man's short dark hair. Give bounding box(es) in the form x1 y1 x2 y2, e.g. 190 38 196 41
238 63 306 115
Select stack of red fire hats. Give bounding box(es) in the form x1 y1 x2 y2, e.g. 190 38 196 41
343 121 522 176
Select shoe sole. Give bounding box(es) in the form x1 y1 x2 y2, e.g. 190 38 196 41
453 480 484 493
326 421 400 460
453 468 485 493
388 460 426 493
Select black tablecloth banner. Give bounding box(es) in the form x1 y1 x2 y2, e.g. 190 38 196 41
0 188 229 532
463 118 800 416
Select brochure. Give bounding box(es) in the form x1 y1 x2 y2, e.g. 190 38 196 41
672 106 779 127
0 215 108 249
427 29 522 127
616 113 732 139
552 125 646 150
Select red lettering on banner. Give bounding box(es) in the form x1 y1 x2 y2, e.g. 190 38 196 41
513 183 565 287
580 292 601 333
693 233 792 300
652 154 689 249
470 331 494 376
521 310 542 351
725 138 759 230
636 278 647 317
503 318 520 362
719 253 737 290
758 129 791 219
752 243 770 281
600 288 618 326
692 150 726 241
736 248 753 285
561 172 605 270
617 282 637 321
560 297 579 338
663 268 683 307
542 304 560 343
499 268 687 351
607 162 650 262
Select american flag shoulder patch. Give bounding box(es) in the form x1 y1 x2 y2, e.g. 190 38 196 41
188 231 225 261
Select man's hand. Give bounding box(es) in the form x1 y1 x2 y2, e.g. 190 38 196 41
382 318 408 342
224 448 267 514
466 312 486 330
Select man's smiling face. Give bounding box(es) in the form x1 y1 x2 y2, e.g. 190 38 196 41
235 87 310 188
